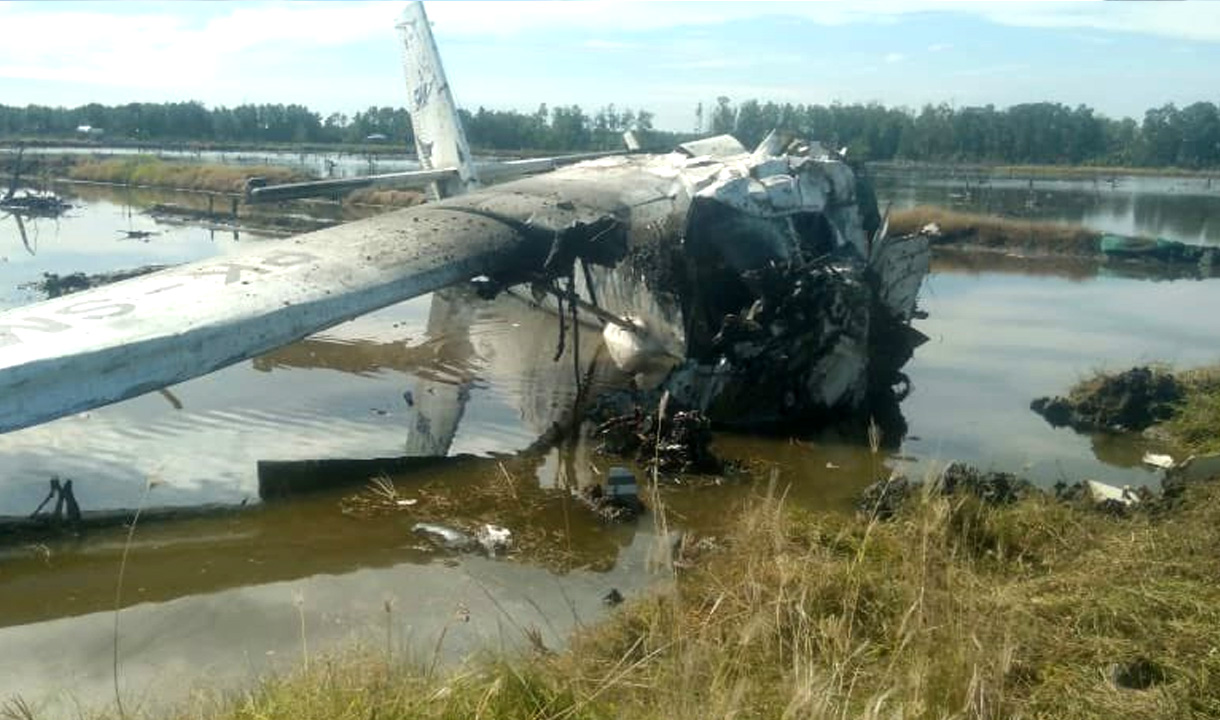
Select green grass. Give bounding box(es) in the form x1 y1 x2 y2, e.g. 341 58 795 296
1163 366 1220 455
69 467 1220 720
65 156 312 194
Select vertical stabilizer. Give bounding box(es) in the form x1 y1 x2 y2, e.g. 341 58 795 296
397 2 479 199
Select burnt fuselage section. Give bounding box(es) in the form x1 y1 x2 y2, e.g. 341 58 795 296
423 135 930 431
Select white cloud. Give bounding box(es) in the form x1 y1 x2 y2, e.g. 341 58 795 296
0 0 1214 99
582 39 633 50
0 2 399 96
423 1 1220 44
0 0 1215 128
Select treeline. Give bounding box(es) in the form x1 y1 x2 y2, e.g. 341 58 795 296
3 98 1220 168
0 101 661 152
708 97 1220 168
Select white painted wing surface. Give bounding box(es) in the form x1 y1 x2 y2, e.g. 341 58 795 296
0 206 525 434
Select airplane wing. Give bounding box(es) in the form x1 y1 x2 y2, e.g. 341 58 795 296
0 1 649 436
0 205 531 434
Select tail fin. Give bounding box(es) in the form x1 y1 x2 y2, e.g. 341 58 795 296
396 2 479 199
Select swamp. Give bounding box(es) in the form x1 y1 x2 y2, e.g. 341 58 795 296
2 147 1220 719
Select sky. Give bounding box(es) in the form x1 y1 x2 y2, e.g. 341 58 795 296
0 1 1217 131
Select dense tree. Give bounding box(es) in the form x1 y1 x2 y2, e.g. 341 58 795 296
2 98 1220 167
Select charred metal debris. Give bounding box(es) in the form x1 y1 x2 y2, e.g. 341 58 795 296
448 132 930 439
1031 366 1183 433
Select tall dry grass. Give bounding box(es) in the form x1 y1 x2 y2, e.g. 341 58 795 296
66 157 310 194
890 206 1100 256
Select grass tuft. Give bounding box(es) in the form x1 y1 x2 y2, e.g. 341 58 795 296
1163 366 1220 455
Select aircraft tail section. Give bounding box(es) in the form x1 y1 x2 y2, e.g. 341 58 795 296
397 2 478 199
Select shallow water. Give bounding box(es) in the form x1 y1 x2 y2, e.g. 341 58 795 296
2 177 1219 714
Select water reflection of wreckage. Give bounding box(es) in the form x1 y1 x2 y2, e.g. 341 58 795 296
0 2 929 467
347 133 930 467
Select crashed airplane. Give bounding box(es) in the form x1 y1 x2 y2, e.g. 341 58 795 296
0 1 929 439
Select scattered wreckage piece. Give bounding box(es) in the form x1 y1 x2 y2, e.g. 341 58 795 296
0 191 71 218
1031 366 1183 434
857 462 1034 520
592 403 721 476
579 466 645 522
1141 452 1175 470
856 462 1170 522
1084 479 1142 509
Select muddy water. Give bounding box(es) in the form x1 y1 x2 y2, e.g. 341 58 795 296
873 167 1220 245
2 179 1219 714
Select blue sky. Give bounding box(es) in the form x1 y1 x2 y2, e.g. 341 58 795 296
0 1 1217 130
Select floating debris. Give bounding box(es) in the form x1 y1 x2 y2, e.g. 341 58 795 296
1141 452 1175 469
412 522 475 551
857 462 1035 520
579 466 645 522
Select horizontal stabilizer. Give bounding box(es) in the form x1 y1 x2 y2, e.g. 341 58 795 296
247 150 637 203
246 167 458 203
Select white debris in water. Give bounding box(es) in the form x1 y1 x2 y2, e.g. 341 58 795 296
476 524 512 556
1141 452 1175 469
